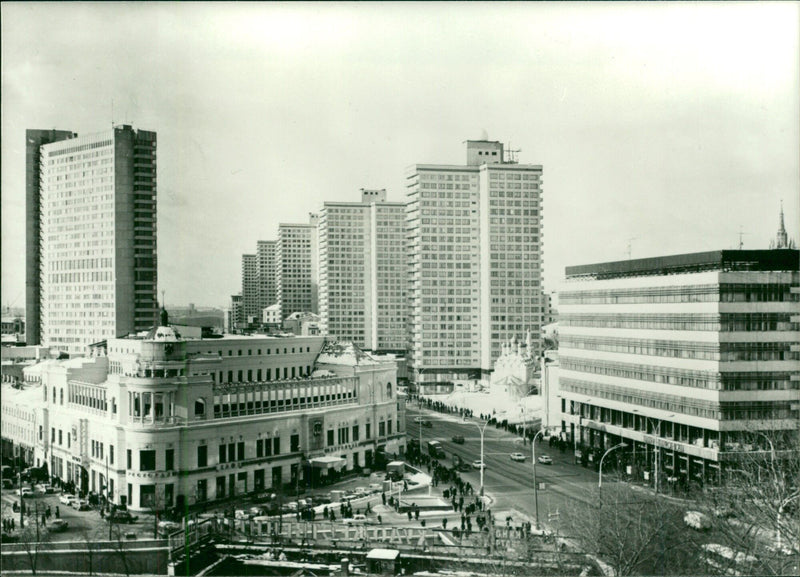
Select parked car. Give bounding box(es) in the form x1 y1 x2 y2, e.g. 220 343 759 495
343 514 371 525
684 510 711 531
157 520 181 537
49 519 69 532
451 435 465 444
71 499 90 511
107 510 138 523
59 493 77 505
537 455 553 465
36 483 55 494
16 487 32 497
510 452 526 462
472 460 486 470
1 479 13 490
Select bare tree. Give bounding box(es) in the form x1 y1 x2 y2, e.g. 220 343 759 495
17 522 49 575
560 484 705 576
704 428 800 576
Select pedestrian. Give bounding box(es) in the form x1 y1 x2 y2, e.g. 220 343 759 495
323 507 329 520
55 506 60 519
415 509 419 521
442 518 448 529
377 514 382 524
407 510 412 521
41 513 47 526
381 492 386 506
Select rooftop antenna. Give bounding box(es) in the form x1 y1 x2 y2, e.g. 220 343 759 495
738 226 749 249
505 142 521 164
626 237 638 259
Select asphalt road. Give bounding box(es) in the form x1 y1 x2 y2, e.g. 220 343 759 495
405 404 603 527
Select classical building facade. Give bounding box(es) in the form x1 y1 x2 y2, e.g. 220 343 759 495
27 125 158 355
558 250 800 486
406 139 544 381
318 189 406 352
15 323 403 511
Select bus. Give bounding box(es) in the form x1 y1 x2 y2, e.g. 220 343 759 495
427 440 445 459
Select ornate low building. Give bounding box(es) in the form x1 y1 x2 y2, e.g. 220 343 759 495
490 333 538 401
7 313 404 511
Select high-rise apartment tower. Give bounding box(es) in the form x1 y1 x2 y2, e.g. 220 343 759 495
406 139 544 381
276 215 318 320
318 189 406 352
27 125 158 355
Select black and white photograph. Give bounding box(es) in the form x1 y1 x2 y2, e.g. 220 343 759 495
1 2 798 576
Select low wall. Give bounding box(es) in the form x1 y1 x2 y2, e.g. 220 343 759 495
1 539 169 575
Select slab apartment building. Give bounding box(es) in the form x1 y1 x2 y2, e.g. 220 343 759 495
26 125 158 356
406 139 544 382
318 189 407 353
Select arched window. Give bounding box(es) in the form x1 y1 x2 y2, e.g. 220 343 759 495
195 398 206 416
386 382 393 399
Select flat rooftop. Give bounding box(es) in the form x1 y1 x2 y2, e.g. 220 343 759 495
565 249 799 280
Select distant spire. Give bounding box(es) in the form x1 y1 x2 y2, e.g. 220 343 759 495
771 200 793 249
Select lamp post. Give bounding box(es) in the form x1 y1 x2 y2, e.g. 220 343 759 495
531 428 548 530
464 418 490 497
633 410 674 494
598 443 627 489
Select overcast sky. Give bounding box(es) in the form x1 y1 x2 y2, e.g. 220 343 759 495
2 2 798 309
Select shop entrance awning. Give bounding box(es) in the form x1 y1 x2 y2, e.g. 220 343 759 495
309 456 346 469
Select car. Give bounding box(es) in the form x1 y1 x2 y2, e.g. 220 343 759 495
1 479 13 490
71 499 90 511
59 493 77 505
107 510 138 523
16 487 32 497
451 435 465 444
343 514 371 525
49 519 69 532
157 520 181 536
510 452 526 462
537 455 553 465
684 510 711 531
472 460 486 470
36 483 55 494
421 420 433 428
457 463 472 472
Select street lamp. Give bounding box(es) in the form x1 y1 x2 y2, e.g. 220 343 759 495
531 427 548 530
464 418 490 497
598 443 627 489
632 410 674 494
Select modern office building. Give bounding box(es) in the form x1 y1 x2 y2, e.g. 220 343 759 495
276 216 318 320
241 253 260 325
318 189 406 352
257 240 278 311
27 125 158 356
558 249 800 487
26 129 78 346
406 139 544 382
4 316 404 511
